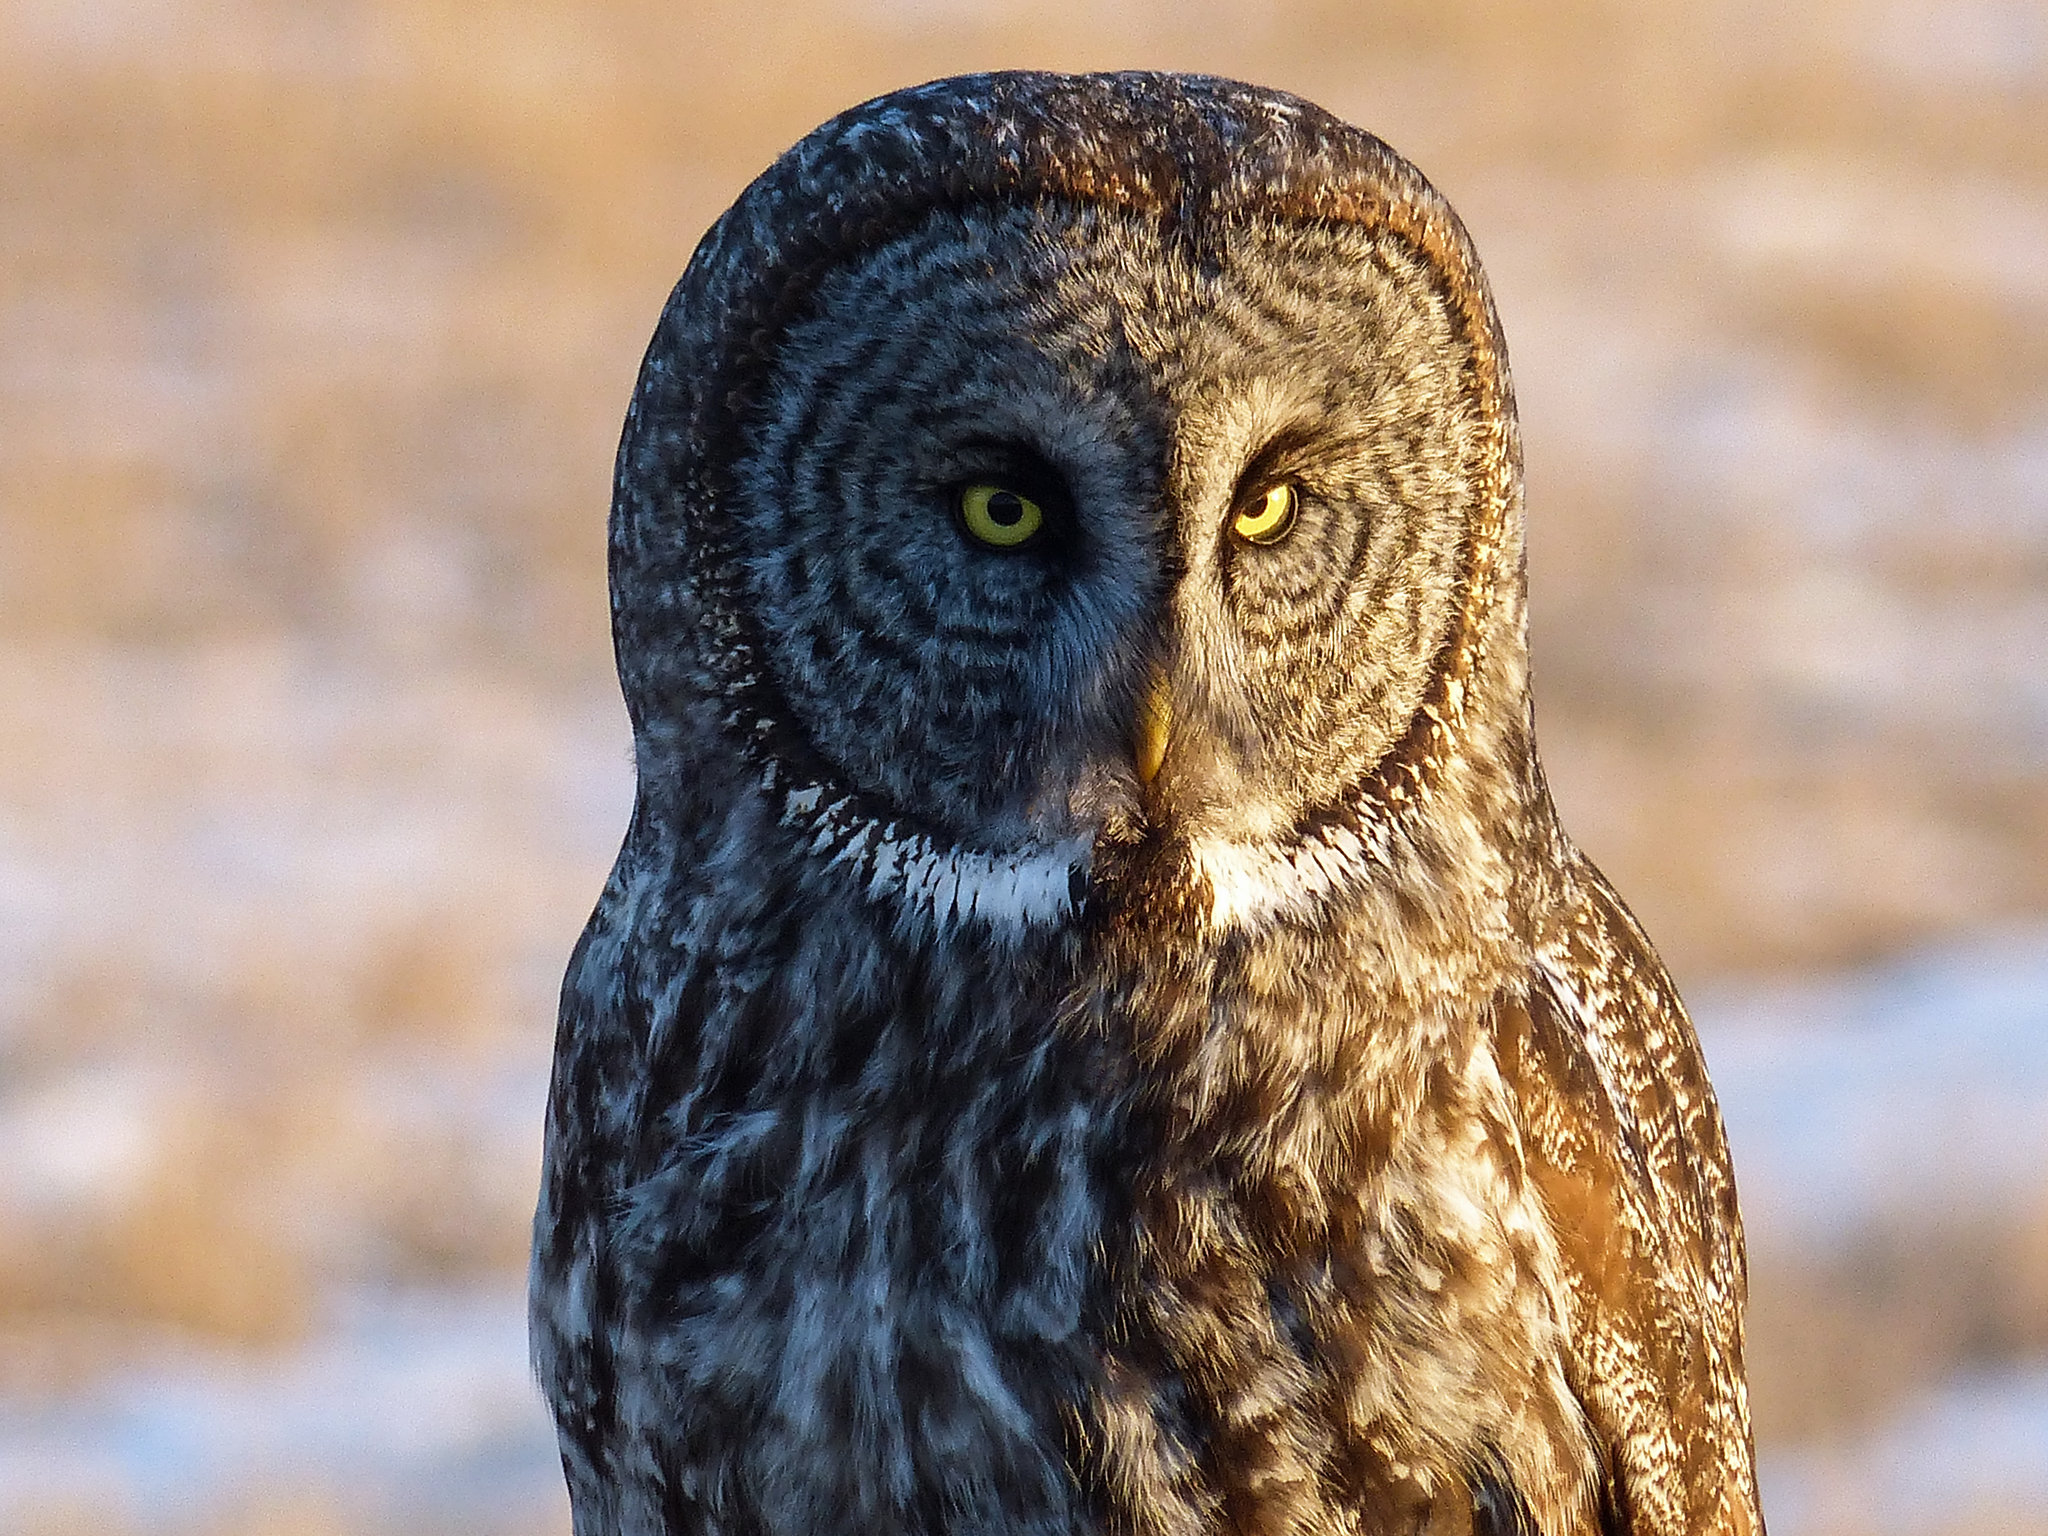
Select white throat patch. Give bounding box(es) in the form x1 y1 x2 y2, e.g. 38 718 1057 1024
780 781 1087 935
1190 812 1392 931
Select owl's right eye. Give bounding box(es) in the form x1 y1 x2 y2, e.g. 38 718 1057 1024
1232 483 1299 545
957 483 1046 549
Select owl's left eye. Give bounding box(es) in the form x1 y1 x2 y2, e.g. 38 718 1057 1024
1232 483 1298 545
957 483 1046 549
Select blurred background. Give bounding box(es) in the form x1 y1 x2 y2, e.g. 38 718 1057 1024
1 1 2044 1532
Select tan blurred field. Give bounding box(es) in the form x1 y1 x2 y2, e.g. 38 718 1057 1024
2 1 2045 1532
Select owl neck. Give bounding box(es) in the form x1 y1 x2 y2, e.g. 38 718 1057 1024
1064 692 1582 1534
1072 535 1560 1212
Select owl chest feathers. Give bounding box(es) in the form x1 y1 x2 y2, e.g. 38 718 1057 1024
1078 890 1601 1536
539 811 1598 1536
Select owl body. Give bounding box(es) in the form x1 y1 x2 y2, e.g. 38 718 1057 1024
533 73 1761 1536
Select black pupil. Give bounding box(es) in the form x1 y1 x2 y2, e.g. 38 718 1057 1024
986 491 1026 526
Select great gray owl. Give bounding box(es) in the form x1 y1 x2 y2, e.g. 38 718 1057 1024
531 71 1763 1536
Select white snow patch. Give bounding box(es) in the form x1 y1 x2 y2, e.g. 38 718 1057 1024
1694 928 2048 1245
0 1285 566 1534
1762 1364 2048 1536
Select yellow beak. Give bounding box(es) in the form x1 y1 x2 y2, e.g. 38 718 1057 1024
1134 669 1171 784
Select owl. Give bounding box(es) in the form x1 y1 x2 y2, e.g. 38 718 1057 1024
531 72 1763 1536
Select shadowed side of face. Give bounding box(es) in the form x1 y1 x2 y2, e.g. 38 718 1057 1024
728 200 1485 855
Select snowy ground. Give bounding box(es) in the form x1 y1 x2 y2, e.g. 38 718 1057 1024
1764 1368 2048 1536
1704 938 2048 1536
1702 936 2048 1245
0 1288 566 1536
1 931 2043 1536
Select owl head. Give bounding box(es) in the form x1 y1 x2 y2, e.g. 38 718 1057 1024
609 72 1533 937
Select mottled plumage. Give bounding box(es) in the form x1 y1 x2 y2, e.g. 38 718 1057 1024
531 70 1763 1536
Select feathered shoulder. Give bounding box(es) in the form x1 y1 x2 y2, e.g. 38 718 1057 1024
1497 844 1765 1535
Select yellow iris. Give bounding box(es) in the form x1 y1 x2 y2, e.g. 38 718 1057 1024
1232 483 1298 545
958 483 1045 548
